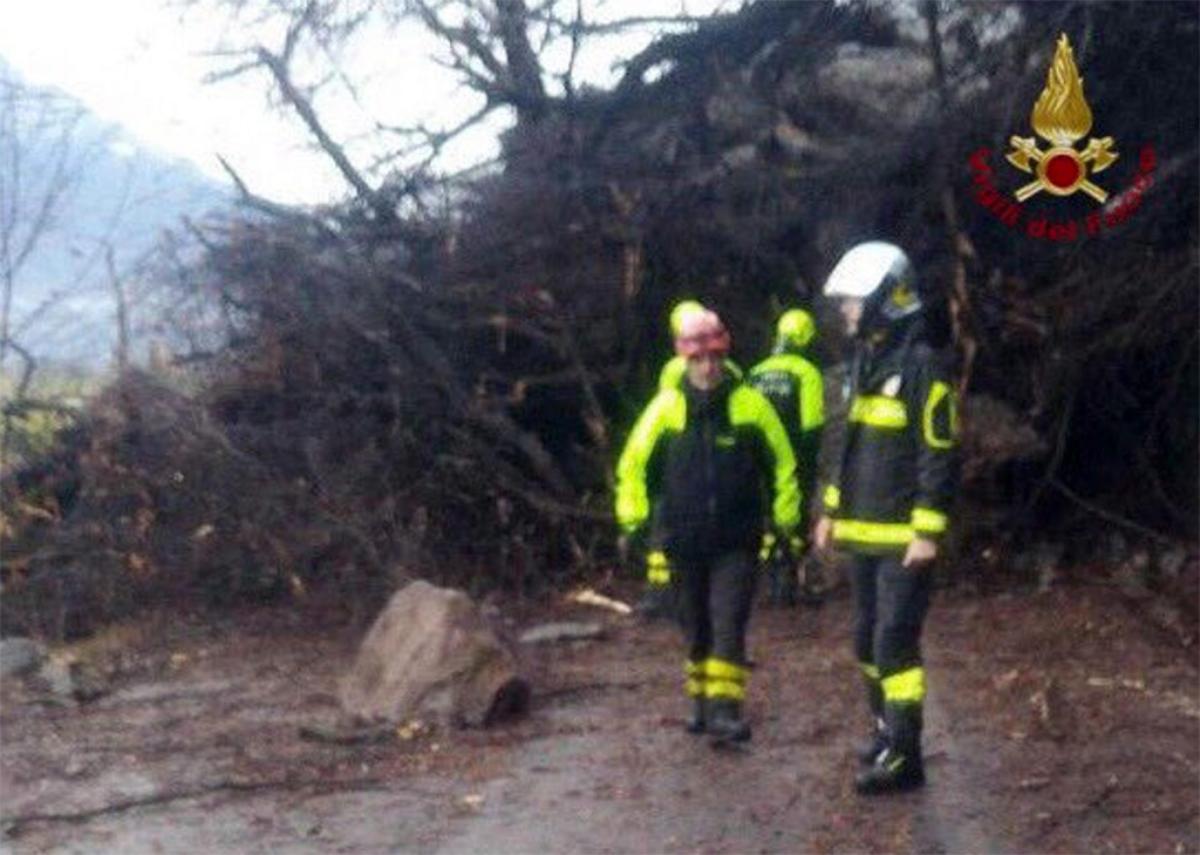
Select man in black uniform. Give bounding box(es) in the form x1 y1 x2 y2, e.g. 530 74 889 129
616 309 801 743
814 241 958 794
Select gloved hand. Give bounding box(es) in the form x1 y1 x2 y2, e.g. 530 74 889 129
758 530 778 563
760 529 803 562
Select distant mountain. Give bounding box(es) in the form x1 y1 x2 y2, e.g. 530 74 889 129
1 58 231 369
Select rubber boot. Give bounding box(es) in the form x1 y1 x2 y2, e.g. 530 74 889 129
858 671 887 765
855 704 925 794
685 697 706 735
774 562 798 608
798 556 825 607
858 716 889 766
707 699 752 744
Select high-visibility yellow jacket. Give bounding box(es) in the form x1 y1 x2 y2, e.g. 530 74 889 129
823 328 958 554
616 378 801 557
749 350 824 524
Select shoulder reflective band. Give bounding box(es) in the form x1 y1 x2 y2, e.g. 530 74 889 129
882 666 926 703
849 395 908 428
923 380 957 449
911 506 948 534
823 484 841 511
833 519 914 546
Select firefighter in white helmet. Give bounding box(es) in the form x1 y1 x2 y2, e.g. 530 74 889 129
815 241 959 794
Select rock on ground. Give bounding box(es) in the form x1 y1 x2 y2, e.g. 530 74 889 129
338 580 529 727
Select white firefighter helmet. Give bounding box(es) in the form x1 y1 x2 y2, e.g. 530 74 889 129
823 241 920 328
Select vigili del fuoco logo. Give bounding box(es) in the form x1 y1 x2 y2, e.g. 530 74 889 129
968 34 1156 242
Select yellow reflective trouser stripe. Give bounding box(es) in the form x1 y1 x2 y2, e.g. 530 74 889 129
704 658 747 681
823 484 841 511
833 519 915 546
911 506 948 534
646 550 671 585
685 660 705 698
703 657 748 700
706 679 745 700
882 667 926 703
849 396 908 428
859 661 880 681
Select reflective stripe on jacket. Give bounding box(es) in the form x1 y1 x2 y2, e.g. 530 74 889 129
616 379 800 556
824 334 957 554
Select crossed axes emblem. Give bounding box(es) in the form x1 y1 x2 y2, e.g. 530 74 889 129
1006 136 1118 203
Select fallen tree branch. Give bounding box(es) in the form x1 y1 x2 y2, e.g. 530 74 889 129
298 723 394 745
1049 478 1178 546
2 775 390 834
536 677 652 703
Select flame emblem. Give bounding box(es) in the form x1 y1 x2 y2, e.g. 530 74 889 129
1006 34 1117 203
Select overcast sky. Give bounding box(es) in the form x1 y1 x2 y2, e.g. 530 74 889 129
0 0 727 206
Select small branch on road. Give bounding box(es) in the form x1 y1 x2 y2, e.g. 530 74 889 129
2 775 391 836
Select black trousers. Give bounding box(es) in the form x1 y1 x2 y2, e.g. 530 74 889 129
674 549 757 669
849 554 931 678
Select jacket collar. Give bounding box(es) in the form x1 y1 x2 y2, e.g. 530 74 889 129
682 374 734 416
855 317 924 388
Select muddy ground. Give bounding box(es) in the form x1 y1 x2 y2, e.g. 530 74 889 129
2 576 1198 854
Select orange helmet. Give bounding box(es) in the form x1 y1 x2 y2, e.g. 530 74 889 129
674 309 731 358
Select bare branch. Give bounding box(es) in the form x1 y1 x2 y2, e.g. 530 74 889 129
253 45 394 220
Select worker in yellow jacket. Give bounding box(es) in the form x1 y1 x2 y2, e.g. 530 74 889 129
635 300 742 620
616 309 801 743
749 308 825 606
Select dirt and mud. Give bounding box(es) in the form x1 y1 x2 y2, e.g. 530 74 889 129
2 578 1197 854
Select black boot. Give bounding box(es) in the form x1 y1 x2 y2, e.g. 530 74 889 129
685 697 706 734
855 704 925 794
766 559 797 608
858 670 887 765
857 716 889 766
798 557 825 607
707 700 752 744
